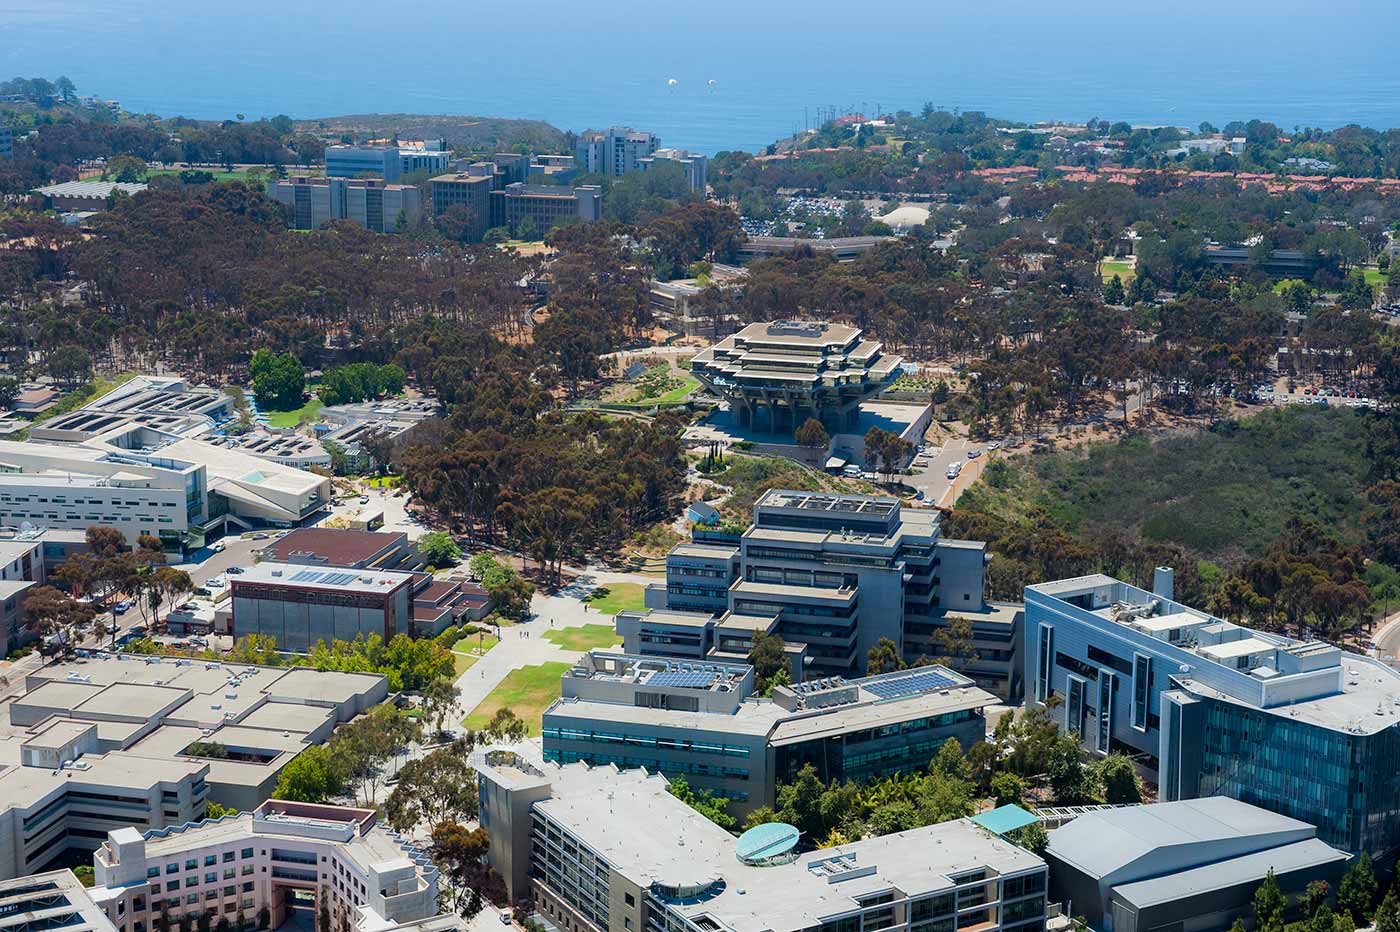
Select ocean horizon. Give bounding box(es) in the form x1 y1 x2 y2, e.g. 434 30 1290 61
2 0 1397 154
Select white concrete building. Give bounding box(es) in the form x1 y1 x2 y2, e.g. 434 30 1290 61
91 800 453 932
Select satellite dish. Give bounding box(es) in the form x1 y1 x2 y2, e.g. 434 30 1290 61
666 78 679 87
19 521 34 533
707 79 717 86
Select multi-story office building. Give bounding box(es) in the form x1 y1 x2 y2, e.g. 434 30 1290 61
260 527 423 572
267 176 422 233
574 126 660 177
1025 570 1400 853
428 168 496 240
490 183 602 237
0 426 329 554
4 656 387 822
476 745 1049 932
228 560 486 646
691 321 903 434
0 869 122 932
541 651 993 811
0 718 210 880
635 490 1022 697
29 376 235 444
324 143 450 183
89 799 454 932
0 534 44 656
638 147 708 192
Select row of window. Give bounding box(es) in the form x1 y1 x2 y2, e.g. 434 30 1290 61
542 726 751 757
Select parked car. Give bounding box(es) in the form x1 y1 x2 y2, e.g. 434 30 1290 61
358 495 370 505
226 566 245 575
211 541 226 553
967 448 982 459
988 441 1002 451
500 911 512 926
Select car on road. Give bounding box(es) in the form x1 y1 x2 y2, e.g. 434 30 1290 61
946 464 962 480
251 532 270 540
113 601 130 615
967 448 982 459
211 541 226 553
358 495 370 505
500 911 512 926
226 566 245 575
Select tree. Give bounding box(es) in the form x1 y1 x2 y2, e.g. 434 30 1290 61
256 908 270 932
1103 274 1125 305
23 585 96 655
795 418 830 462
421 677 461 738
1097 753 1143 804
1007 821 1048 855
1253 870 1287 932
318 904 331 932
485 708 528 742
431 822 505 911
1373 887 1400 932
668 775 737 830
1307 881 1332 917
1338 851 1377 924
249 348 305 410
990 771 1025 806
866 636 905 675
48 344 93 390
748 631 790 696
384 742 479 832
205 801 239 819
0 376 19 409
272 745 345 802
418 532 462 567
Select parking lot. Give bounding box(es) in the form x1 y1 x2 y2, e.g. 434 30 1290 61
904 437 995 509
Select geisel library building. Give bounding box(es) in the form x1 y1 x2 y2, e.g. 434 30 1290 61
689 320 902 434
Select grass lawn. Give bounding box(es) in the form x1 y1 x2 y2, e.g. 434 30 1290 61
1099 258 1135 283
1363 267 1391 286
462 662 571 735
582 582 646 615
453 631 500 655
147 168 266 183
364 475 402 488
613 370 700 407
541 624 622 652
263 398 324 428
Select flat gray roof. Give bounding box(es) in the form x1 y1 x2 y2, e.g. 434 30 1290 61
1046 797 1321 882
1112 838 1349 908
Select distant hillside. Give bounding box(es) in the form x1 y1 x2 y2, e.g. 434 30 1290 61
295 113 567 153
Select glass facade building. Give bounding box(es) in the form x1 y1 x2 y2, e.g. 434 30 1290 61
1027 572 1400 854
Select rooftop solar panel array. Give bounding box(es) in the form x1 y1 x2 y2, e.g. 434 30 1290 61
863 668 960 700
286 569 367 586
647 670 715 689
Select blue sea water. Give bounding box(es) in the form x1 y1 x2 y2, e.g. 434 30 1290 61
2 0 1397 155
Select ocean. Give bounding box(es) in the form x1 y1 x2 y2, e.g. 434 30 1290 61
2 0 1398 154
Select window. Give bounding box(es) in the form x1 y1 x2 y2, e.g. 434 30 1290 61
147 868 160 879
240 848 253 859
1036 623 1054 702
222 852 235 863
205 873 216 884
185 860 197 871
205 856 217 867
1066 676 1085 738
166 864 178 875
1132 653 1150 730
624 894 635 907
1097 672 1115 754
166 882 178 893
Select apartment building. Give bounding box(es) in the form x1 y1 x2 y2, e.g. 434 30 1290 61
541 651 993 811
0 719 209 880
638 147 708 192
476 745 1049 932
5 656 387 816
266 176 422 233
1025 570 1400 853
574 126 660 177
89 799 455 932
636 489 1022 698
324 143 450 183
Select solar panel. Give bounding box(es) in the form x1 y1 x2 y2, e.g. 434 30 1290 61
649 670 713 689
321 572 359 586
289 570 323 582
865 668 958 700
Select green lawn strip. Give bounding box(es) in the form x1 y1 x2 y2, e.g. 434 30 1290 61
541 624 621 652
462 662 571 735
1099 259 1135 283
581 582 646 615
263 398 324 428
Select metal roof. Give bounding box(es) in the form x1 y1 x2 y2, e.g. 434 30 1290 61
1111 838 1349 909
971 804 1039 835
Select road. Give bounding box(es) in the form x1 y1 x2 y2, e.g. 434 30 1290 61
1370 610 1400 661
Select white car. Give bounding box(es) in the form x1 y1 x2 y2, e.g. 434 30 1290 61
988 441 1002 451
358 496 370 505
206 578 226 589
967 448 982 459
211 541 226 553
